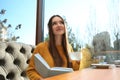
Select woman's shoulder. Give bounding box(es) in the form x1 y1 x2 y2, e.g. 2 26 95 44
36 41 48 48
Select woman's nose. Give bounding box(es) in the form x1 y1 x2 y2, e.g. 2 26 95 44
57 22 62 26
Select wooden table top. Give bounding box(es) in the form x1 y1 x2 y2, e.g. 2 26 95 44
44 68 120 80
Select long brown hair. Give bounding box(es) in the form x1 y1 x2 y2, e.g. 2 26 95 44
48 15 71 67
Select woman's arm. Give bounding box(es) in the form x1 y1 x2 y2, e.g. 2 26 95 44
26 53 43 80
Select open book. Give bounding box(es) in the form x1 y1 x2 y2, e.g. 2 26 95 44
34 53 74 78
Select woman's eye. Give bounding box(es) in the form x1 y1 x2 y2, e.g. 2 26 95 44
59 21 64 24
52 22 57 25
52 21 64 26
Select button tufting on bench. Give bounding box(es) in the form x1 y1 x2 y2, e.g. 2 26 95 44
0 42 35 80
0 74 5 80
21 71 27 77
6 71 15 80
20 47 26 54
0 59 5 66
13 58 21 66
5 45 14 54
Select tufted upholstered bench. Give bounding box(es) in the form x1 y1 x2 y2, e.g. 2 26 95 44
0 41 35 80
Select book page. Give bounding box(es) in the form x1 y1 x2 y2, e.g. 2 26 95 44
34 53 74 78
51 67 73 71
34 53 50 77
34 53 50 69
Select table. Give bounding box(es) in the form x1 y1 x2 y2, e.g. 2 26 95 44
44 68 120 80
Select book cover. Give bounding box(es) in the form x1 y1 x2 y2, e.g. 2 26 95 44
34 53 74 78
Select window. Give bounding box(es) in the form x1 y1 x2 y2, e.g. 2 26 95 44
44 0 120 49
0 0 37 45
43 0 120 62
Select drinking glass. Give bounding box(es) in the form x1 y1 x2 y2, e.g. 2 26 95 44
69 52 81 61
98 55 106 64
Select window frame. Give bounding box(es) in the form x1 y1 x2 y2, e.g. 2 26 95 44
36 0 44 45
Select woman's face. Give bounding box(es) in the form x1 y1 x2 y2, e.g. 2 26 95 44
51 16 65 36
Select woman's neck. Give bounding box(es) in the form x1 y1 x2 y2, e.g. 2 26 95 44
55 35 62 46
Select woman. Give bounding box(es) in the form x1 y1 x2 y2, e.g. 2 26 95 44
26 15 80 80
